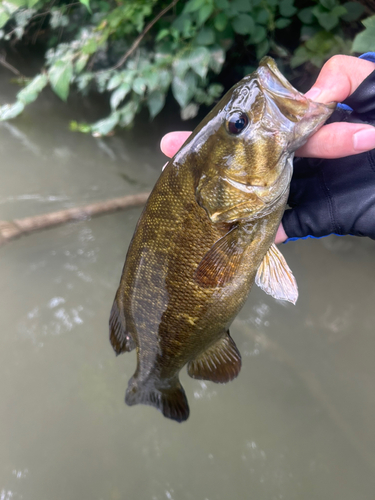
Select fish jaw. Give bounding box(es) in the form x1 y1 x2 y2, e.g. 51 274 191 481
257 57 336 151
197 155 293 224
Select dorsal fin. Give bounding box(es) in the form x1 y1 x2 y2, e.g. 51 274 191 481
195 227 245 288
109 297 136 354
255 243 298 304
187 331 241 383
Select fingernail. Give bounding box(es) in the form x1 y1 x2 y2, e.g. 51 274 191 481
305 87 321 101
353 128 375 151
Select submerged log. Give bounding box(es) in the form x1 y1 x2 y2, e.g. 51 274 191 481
0 192 150 247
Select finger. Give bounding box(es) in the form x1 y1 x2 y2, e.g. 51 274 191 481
275 223 288 244
160 131 192 157
296 122 375 158
304 55 375 104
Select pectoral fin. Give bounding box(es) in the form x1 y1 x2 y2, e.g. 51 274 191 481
195 227 244 288
255 243 298 304
187 332 241 383
109 296 136 354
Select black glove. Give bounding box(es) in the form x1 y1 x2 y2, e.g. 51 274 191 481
282 65 375 241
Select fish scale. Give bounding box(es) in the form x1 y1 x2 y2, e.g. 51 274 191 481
109 57 335 422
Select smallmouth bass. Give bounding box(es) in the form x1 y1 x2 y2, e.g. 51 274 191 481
110 57 335 422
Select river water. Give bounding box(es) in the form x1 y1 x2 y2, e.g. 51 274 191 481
1 64 375 500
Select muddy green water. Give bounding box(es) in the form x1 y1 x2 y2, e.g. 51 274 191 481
1 66 375 500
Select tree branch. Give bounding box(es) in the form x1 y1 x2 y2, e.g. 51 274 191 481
0 191 150 247
0 54 23 77
110 0 179 72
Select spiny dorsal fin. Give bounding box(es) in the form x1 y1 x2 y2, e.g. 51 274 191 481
255 243 298 304
187 332 241 383
109 297 136 355
195 227 244 288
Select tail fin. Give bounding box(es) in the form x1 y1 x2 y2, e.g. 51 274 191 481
125 377 190 423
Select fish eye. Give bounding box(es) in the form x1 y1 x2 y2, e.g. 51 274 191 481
226 112 249 135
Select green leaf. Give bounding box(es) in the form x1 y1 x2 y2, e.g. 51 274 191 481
181 103 199 120
0 10 10 28
214 11 227 31
301 24 319 39
290 46 310 68
320 0 337 9
143 71 159 92
48 59 73 101
118 101 138 127
352 15 375 53
173 52 191 79
231 0 252 12
172 13 192 35
279 0 297 18
207 82 223 97
243 65 256 75
107 73 123 91
342 2 364 22
232 14 255 35
79 0 91 13
298 7 313 24
132 77 146 95
256 38 270 59
28 0 39 7
195 26 215 44
156 28 170 41
275 17 291 29
198 3 214 25
172 71 197 108
157 69 172 91
75 54 89 74
251 24 266 43
1 1 19 14
315 12 340 30
332 5 347 17
215 0 229 8
69 121 92 133
184 0 205 13
255 8 269 25
110 83 131 110
17 74 48 104
91 112 119 136
76 73 94 92
82 37 98 55
0 101 24 120
188 47 211 78
209 46 225 73
6 0 27 8
147 90 166 119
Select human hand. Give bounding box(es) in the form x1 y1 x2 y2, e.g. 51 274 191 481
160 55 375 243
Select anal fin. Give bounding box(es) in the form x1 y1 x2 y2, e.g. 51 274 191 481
255 243 298 304
187 332 241 383
109 296 136 355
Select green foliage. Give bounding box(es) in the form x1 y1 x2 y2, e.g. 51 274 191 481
352 15 375 53
0 0 368 135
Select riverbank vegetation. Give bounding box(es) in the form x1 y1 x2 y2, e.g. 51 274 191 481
0 0 373 135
